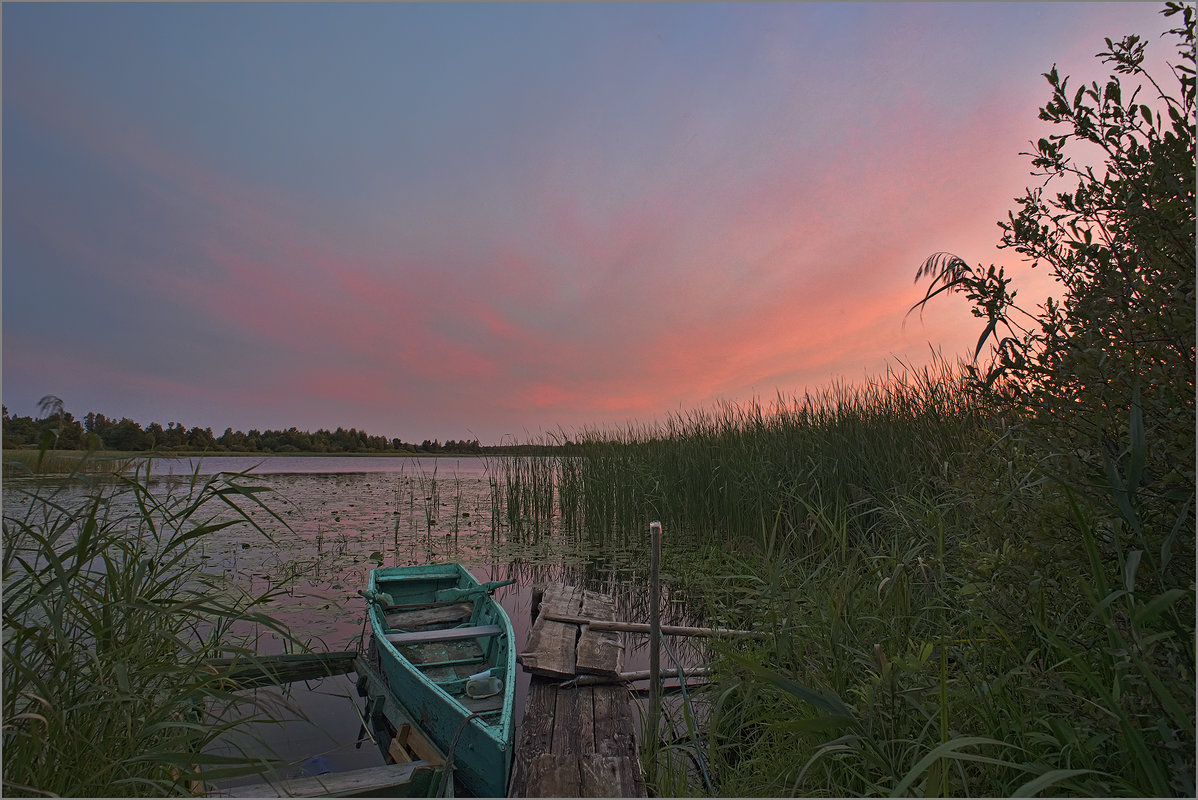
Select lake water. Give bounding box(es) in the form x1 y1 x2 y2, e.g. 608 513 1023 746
147 453 494 477
5 454 702 789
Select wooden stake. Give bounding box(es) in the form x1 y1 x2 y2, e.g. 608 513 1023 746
648 520 662 782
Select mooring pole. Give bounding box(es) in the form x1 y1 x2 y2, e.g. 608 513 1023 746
648 520 663 774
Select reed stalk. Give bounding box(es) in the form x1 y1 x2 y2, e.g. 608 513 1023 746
493 357 1193 797
2 461 311 796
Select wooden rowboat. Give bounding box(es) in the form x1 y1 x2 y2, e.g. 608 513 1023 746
363 564 516 798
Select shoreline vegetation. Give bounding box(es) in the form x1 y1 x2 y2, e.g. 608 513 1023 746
508 355 1193 797
3 464 312 796
3 5 1193 796
0 445 560 478
1 404 512 458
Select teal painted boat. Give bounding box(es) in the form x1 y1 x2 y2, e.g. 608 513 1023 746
363 564 516 798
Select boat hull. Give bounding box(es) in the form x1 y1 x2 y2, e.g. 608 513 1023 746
366 564 515 798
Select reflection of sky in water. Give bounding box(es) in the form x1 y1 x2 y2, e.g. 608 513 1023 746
144 454 496 477
4 456 707 787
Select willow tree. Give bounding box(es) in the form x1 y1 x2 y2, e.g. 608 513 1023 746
913 3 1194 537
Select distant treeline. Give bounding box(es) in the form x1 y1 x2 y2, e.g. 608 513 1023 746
0 404 551 455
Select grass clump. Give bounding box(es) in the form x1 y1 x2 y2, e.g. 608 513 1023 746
2 460 307 796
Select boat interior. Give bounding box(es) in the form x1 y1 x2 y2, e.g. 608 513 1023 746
376 576 510 720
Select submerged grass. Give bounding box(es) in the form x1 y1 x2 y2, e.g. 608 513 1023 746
2 458 313 796
494 359 1195 797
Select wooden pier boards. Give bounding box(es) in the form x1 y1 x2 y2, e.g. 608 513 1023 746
510 584 646 798
518 584 623 678
511 682 644 797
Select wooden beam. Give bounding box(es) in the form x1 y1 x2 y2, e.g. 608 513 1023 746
212 762 436 797
565 667 713 687
389 722 445 767
352 655 448 769
384 624 502 645
201 651 358 689
543 613 765 638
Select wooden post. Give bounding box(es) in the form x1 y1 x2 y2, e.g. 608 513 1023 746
648 520 662 784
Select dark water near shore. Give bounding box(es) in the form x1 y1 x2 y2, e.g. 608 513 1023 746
16 455 700 788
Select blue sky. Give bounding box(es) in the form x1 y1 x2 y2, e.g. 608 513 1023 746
2 2 1177 443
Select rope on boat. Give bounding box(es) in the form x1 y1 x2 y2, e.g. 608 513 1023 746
437 711 485 798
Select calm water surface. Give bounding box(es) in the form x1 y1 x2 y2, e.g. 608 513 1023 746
6 455 700 788
149 454 494 477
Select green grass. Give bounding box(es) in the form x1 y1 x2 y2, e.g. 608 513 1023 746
495 359 1195 797
2 461 314 796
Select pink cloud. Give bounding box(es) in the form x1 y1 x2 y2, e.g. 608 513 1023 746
7 14 1105 443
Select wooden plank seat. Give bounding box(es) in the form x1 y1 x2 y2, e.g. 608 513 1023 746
385 624 503 645
385 602 474 630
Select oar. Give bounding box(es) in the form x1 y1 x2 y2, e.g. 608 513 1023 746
358 589 395 607
434 578 516 602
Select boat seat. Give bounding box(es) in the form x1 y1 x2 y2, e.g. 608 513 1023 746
385 624 503 645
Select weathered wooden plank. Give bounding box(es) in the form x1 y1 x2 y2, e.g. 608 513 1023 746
568 667 713 687
352 655 448 769
519 753 582 798
544 612 765 637
514 751 640 798
389 722 444 767
512 678 646 797
458 690 506 715
383 624 502 645
512 585 647 798
384 602 473 630
580 754 643 798
591 685 638 759
551 684 595 754
213 761 436 797
202 651 358 689
518 584 583 678
575 592 623 677
517 679 556 755
591 686 647 796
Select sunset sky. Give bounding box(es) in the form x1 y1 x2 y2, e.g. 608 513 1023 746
3 2 1176 444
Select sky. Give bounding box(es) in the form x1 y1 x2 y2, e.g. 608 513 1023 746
2 2 1179 445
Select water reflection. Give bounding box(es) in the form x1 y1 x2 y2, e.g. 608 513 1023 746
146 454 494 477
7 456 710 788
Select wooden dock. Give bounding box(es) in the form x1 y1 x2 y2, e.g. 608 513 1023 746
509 585 646 798
204 583 658 797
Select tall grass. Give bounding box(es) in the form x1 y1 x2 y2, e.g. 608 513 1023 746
497 358 1195 796
3 448 135 476
2 460 310 796
562 361 990 553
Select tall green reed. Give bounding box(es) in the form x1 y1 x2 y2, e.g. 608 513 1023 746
696 375 1191 796
2 458 310 796
3 448 135 476
495 357 1192 797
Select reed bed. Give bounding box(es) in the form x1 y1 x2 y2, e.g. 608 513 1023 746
3 448 136 476
2 462 312 796
559 362 990 552
496 359 1195 797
